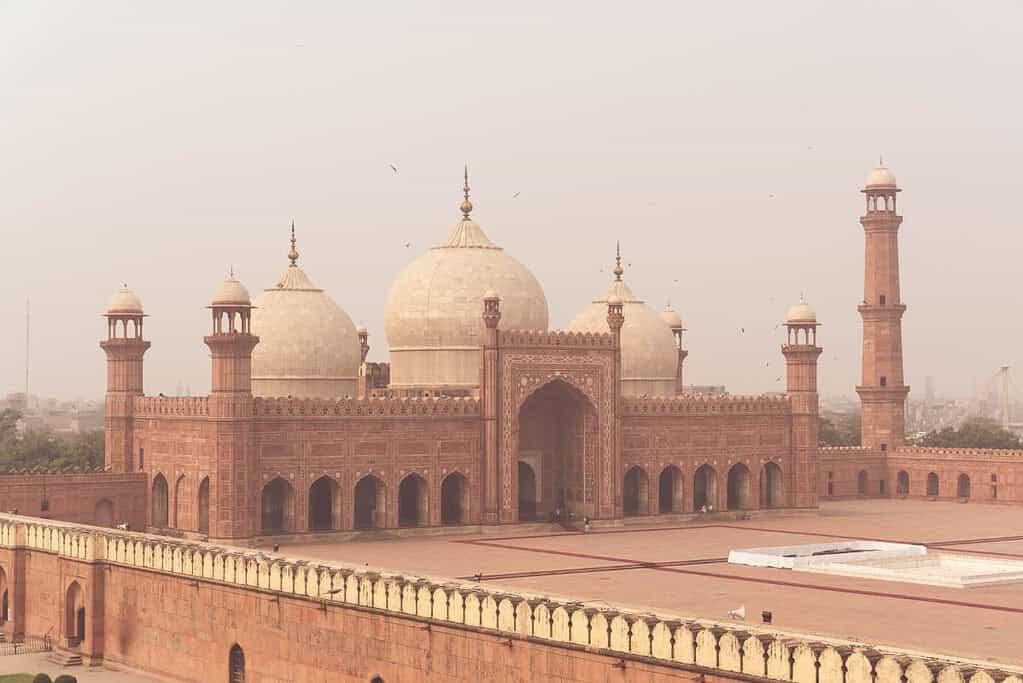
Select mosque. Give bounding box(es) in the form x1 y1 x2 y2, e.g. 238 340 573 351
97 169 829 541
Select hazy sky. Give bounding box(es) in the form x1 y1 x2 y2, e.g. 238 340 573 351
3 1 1022 402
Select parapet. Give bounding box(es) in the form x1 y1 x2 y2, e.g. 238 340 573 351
252 396 481 418
819 446 886 459
893 446 1023 462
622 394 791 416
0 465 110 476
2 513 1019 683
498 329 613 349
134 396 210 417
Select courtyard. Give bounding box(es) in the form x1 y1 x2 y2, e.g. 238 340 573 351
271 499 1023 668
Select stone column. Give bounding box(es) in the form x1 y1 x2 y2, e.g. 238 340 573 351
481 292 501 524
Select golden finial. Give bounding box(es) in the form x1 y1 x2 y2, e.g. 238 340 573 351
613 241 624 281
288 219 299 266
460 165 473 220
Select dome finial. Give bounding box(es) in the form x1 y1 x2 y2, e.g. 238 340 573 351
460 165 473 220
288 219 299 266
613 241 624 281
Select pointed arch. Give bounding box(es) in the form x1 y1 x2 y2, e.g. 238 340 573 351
760 462 784 508
151 473 169 528
229 643 245 683
857 470 868 496
65 580 85 648
658 465 683 513
441 472 469 525
260 477 295 533
897 470 910 495
308 476 340 531
927 472 939 497
693 464 717 511
197 477 210 535
957 473 971 499
398 473 428 527
354 475 386 530
726 463 752 510
174 473 188 529
623 466 649 516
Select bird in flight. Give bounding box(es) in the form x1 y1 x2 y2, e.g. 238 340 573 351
512 192 520 198
404 242 411 248
388 164 399 173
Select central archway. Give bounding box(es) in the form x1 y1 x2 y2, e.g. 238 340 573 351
516 380 597 521
260 478 295 533
726 463 752 510
693 464 717 511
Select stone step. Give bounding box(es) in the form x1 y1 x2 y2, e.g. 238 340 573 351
48 650 83 667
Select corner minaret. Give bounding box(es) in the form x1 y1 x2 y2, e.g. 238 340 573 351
205 273 259 408
100 285 151 472
782 299 822 509
856 162 909 452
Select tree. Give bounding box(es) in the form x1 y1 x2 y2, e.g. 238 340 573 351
918 416 1021 450
819 412 861 447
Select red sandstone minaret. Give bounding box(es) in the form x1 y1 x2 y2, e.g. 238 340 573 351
100 286 150 472
856 163 909 452
782 299 822 508
356 324 369 398
204 273 258 539
607 293 625 518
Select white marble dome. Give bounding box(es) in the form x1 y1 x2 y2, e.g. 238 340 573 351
786 300 817 324
107 286 143 315
866 165 897 188
212 275 251 306
251 255 360 399
384 199 548 392
568 272 678 397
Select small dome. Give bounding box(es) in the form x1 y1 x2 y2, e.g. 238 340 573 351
660 304 683 330
568 273 677 397
786 300 817 324
866 165 897 189
483 289 499 300
212 275 251 306
355 323 367 335
107 286 143 315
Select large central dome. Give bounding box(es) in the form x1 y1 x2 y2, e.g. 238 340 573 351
251 229 361 398
384 173 548 392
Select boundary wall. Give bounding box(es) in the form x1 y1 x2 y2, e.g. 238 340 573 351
1 515 1022 683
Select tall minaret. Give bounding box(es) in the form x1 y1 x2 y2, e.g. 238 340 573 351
856 162 909 451
100 286 150 472
782 299 822 509
204 273 259 539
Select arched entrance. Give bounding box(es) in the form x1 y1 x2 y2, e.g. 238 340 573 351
516 380 597 521
0 567 8 626
857 471 868 496
927 472 939 497
65 581 85 648
354 475 385 529
152 474 169 527
174 474 189 529
441 472 468 525
518 462 538 521
693 464 717 511
760 462 783 508
623 466 649 516
197 477 210 535
897 470 910 495
308 476 339 531
229 644 245 683
957 474 971 499
726 464 752 510
95 499 114 527
658 465 683 513
398 474 427 527
260 478 294 533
